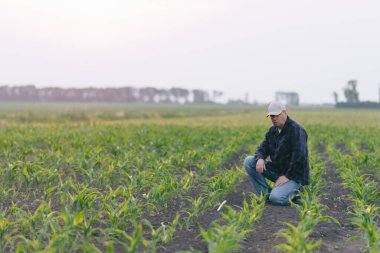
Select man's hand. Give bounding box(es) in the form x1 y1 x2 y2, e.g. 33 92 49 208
256 159 266 173
275 175 289 186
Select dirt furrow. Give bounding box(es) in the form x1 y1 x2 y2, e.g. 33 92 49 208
240 148 363 253
239 191 299 252
310 155 363 253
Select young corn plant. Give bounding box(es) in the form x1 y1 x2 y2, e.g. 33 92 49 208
296 189 337 230
0 187 14 210
343 175 378 206
199 194 266 253
203 168 238 208
200 153 223 175
14 200 54 244
14 237 44 253
200 223 250 253
145 172 180 214
183 195 206 230
179 169 195 194
2 162 21 188
48 209 86 252
103 201 136 230
350 205 380 252
47 205 101 252
101 186 142 230
76 241 103 253
106 224 145 253
276 223 321 253
66 189 100 213
220 194 266 230
0 210 17 253
47 182 101 253
143 213 181 252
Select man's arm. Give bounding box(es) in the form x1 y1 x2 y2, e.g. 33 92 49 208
255 130 270 173
255 130 270 161
285 127 308 182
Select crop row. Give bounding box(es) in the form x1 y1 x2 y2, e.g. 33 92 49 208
276 151 336 252
329 147 379 252
307 124 379 252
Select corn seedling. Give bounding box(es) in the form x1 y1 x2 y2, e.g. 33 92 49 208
143 213 181 252
0 210 17 253
276 223 321 253
219 195 266 230
107 224 145 253
200 223 250 253
183 195 206 230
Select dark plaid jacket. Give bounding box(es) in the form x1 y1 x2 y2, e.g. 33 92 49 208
255 116 310 185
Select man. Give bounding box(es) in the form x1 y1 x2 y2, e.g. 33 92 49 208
244 101 310 205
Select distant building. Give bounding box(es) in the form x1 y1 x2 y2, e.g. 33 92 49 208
275 92 299 106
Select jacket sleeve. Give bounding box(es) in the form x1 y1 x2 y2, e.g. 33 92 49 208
285 127 308 182
255 130 270 160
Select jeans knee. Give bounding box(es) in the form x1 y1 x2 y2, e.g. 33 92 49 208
243 156 256 173
269 193 289 205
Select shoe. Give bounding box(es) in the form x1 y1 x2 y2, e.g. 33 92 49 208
291 195 302 205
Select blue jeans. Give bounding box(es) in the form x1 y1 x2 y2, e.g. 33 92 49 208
244 156 301 205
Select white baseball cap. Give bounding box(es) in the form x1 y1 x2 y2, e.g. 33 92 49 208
267 101 286 117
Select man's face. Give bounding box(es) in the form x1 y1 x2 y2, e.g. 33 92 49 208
270 111 287 129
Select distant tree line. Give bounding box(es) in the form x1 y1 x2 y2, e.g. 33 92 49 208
334 80 380 108
0 85 224 104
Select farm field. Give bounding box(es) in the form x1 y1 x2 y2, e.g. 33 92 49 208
0 103 379 252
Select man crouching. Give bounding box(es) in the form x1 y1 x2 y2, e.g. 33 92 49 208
244 101 310 205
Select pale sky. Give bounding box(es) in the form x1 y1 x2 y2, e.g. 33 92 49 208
1 0 380 104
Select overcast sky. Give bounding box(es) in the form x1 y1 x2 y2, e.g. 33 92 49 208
1 0 379 104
